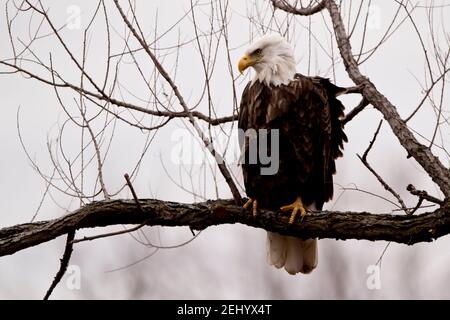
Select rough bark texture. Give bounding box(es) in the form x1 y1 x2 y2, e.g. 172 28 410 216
1 199 450 257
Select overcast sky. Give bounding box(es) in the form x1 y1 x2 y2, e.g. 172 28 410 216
1 0 449 299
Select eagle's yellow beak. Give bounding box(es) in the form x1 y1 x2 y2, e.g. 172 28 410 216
238 54 257 74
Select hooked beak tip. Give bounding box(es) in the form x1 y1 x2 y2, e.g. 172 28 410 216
238 54 251 75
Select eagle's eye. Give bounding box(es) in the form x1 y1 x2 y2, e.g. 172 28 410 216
253 48 262 56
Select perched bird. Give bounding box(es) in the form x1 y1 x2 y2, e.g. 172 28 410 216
237 34 347 274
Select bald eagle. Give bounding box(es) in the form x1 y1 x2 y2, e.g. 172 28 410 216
238 34 347 274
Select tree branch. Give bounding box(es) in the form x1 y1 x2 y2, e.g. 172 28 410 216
43 230 75 300
358 121 409 213
343 98 369 124
407 184 444 206
0 60 236 126
1 198 450 258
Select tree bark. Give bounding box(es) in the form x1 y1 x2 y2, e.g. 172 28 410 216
1 199 450 257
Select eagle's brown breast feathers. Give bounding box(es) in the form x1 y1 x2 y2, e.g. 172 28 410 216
238 74 347 210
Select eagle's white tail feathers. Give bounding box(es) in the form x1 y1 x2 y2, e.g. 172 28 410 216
266 232 287 268
285 236 305 274
267 233 317 274
299 237 318 274
266 203 318 275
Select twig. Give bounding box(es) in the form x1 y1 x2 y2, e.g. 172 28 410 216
72 173 148 244
43 230 75 300
358 120 409 213
338 84 364 96
343 98 369 124
409 197 424 215
376 241 391 266
362 120 382 159
124 174 143 211
71 221 147 244
407 184 444 206
0 61 236 126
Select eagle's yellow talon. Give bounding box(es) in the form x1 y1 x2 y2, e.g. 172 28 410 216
243 198 258 217
288 206 299 224
280 196 306 224
243 198 253 209
253 199 258 217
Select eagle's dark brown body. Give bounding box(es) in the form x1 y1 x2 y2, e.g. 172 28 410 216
238 73 347 211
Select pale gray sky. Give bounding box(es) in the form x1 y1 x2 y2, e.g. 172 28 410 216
0 0 449 299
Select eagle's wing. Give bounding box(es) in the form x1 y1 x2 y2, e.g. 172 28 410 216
237 82 251 133
238 81 266 200
266 74 346 207
313 76 348 203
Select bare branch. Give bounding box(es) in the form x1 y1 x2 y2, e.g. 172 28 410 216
71 220 146 244
1 198 450 258
407 184 444 206
71 173 149 244
358 121 409 213
343 98 369 124
0 59 236 126
43 230 75 300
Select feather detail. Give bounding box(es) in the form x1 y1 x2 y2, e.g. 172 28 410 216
267 234 318 275
266 232 287 268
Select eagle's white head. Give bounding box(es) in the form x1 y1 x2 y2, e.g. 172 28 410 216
238 34 296 86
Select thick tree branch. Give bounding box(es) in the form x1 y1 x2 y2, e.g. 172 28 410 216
1 199 450 258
